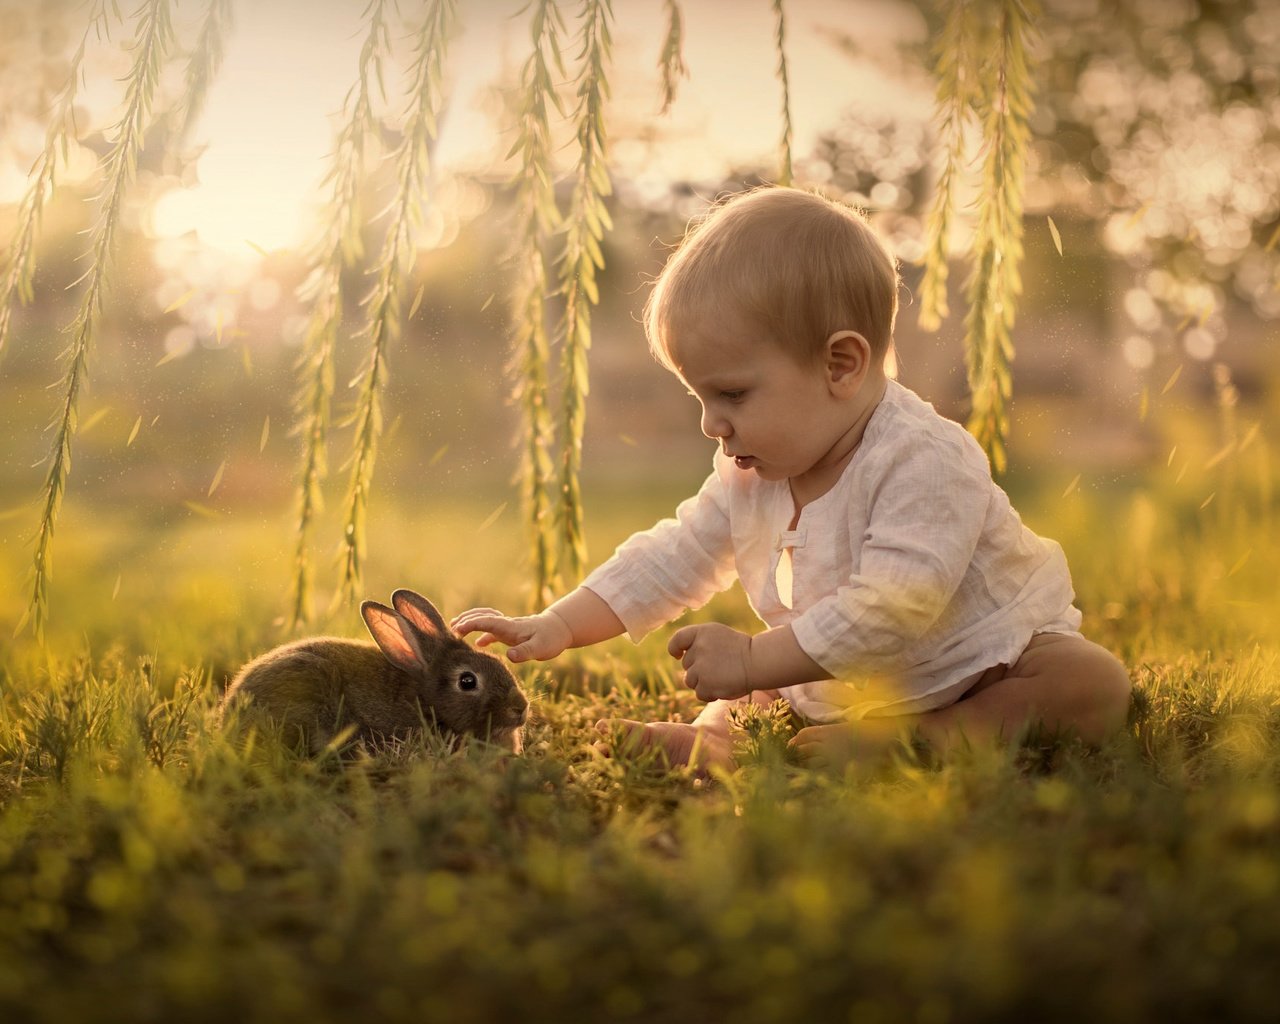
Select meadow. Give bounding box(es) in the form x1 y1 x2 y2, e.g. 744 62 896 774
0 392 1277 1024
2 1 1278 1019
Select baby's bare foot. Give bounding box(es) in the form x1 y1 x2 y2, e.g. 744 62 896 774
789 719 914 773
594 719 736 772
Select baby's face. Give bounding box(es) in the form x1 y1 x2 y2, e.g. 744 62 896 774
671 315 873 484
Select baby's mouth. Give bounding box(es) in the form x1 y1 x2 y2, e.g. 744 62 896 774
732 455 757 470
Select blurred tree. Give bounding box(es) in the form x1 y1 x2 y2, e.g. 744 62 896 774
821 0 1280 344
1034 0 1280 334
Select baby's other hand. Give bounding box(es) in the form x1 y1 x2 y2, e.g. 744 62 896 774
667 622 752 702
450 607 572 663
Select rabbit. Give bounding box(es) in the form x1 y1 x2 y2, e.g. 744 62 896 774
220 589 529 755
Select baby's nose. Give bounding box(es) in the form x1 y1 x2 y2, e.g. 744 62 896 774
700 407 730 439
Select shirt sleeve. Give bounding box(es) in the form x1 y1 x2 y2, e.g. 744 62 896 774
789 433 992 681
581 458 738 642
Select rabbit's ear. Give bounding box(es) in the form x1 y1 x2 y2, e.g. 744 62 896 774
361 601 428 673
391 589 450 642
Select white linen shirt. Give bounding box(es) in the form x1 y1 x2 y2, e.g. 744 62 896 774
582 380 1082 722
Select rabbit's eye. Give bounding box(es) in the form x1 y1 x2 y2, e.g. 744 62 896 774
458 671 479 692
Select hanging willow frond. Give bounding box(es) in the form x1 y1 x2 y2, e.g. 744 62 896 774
175 0 234 143
287 0 392 629
335 0 456 609
0 0 114 361
963 0 1037 475
25 0 175 642
657 0 687 114
771 0 793 186
555 0 614 585
507 0 566 611
919 0 979 332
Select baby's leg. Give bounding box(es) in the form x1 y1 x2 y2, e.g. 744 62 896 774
930 632 1132 752
792 633 1132 770
597 690 784 771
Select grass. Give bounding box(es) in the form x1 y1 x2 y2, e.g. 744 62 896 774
0 414 1277 1022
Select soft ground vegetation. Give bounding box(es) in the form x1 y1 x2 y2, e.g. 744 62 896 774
0 411 1277 1022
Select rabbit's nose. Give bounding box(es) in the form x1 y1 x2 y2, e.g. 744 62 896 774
511 695 529 726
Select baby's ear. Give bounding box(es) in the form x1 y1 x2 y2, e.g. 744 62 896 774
825 330 871 391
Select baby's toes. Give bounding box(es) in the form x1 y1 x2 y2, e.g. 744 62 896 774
592 718 648 758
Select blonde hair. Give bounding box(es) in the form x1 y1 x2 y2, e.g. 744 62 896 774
645 187 899 369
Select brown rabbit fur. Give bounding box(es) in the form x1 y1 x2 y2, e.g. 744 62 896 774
221 589 528 755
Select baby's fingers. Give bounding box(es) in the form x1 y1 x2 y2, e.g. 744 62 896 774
667 624 697 659
450 608 501 631
507 634 559 663
506 641 533 662
452 612 510 639
787 731 821 764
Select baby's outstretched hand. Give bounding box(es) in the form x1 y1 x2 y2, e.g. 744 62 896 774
668 623 753 702
450 608 573 663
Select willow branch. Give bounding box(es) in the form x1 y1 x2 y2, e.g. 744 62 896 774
287 0 393 629
507 0 566 610
0 0 114 361
772 0 793 186
963 0 1036 474
657 0 687 114
919 0 978 331
25 0 175 642
336 0 456 608
176 0 234 143
555 0 613 584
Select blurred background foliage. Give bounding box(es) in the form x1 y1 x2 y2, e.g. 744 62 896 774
0 0 1277 631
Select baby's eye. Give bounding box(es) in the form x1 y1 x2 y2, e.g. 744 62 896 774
721 390 746 402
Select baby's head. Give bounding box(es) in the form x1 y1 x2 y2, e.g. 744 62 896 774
645 187 900 375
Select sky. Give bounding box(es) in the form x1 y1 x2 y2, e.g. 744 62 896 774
1 0 930 258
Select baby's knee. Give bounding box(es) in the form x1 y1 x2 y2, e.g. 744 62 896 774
1021 633 1131 738
1031 633 1127 685
1061 637 1132 737
1080 639 1131 705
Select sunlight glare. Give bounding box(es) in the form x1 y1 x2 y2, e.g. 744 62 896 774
152 186 301 257
249 278 281 312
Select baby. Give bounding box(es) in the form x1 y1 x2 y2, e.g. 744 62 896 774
453 187 1131 771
